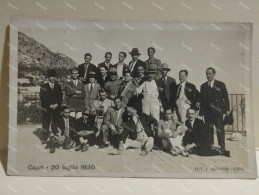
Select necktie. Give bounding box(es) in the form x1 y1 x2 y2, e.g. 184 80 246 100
177 84 182 98
50 83 54 90
65 119 69 137
90 84 93 93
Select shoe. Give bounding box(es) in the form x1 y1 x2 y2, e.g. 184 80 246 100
140 149 148 156
74 144 82 151
50 147 55 153
99 142 109 148
222 150 230 157
170 149 178 156
81 144 89 152
49 137 57 153
181 150 189 157
117 141 124 155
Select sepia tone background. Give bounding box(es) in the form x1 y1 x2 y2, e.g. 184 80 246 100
0 0 259 194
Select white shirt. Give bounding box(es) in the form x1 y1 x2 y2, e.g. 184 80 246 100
88 83 95 92
117 63 124 78
208 79 215 87
136 79 159 96
178 81 187 99
84 63 89 79
189 119 195 129
130 59 138 71
49 82 54 89
105 62 110 69
73 79 78 87
63 117 69 137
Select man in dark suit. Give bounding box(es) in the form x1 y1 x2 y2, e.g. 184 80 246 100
118 107 157 156
199 67 230 153
128 48 146 77
110 52 130 79
50 106 75 153
175 70 200 123
40 69 63 144
97 52 113 70
71 109 98 152
132 64 148 87
183 108 230 157
145 47 162 80
96 66 109 88
156 63 177 110
64 68 85 119
78 53 97 84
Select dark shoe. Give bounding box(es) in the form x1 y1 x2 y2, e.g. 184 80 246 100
140 149 148 156
222 150 230 157
81 144 89 152
117 141 124 155
49 137 57 153
50 147 55 153
99 142 109 148
74 144 82 151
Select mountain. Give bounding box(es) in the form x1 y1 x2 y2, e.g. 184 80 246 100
18 31 78 81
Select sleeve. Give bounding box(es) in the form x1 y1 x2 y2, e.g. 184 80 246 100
64 82 76 97
40 84 46 109
222 83 230 112
104 109 112 127
135 82 145 94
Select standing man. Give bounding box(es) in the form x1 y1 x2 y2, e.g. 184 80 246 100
110 52 130 79
40 69 63 144
128 48 146 77
96 66 109 88
100 97 125 148
135 64 161 121
175 70 200 123
156 63 177 110
78 53 97 84
64 68 85 119
133 64 148 87
83 72 101 109
97 52 113 70
183 108 230 157
199 67 230 153
104 71 122 101
145 47 162 80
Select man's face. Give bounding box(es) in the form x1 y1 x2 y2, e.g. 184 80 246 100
110 74 117 81
148 72 156 80
187 109 195 121
147 49 155 58
105 54 112 63
63 109 70 119
118 53 125 62
89 77 95 83
100 67 107 76
84 56 91 64
114 99 122 109
71 70 79 79
49 77 55 83
206 69 215 81
125 73 132 82
131 54 139 61
164 110 172 121
99 92 107 100
137 66 144 77
179 72 187 83
161 69 168 77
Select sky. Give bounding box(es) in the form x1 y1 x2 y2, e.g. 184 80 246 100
14 20 252 94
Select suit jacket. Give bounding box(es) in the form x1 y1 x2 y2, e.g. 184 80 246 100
90 98 113 115
109 63 130 77
104 107 125 132
125 113 157 139
118 81 137 105
97 62 113 70
96 74 109 88
84 83 101 109
104 79 122 100
40 82 63 112
145 57 162 80
184 118 210 146
51 116 75 136
64 80 85 111
128 59 146 77
157 119 178 139
75 117 98 133
78 63 97 81
174 81 200 110
157 76 177 109
200 80 230 116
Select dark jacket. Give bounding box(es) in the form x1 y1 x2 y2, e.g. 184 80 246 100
128 59 146 77
157 76 177 109
75 117 98 133
97 62 113 70
78 63 97 80
174 81 200 110
109 63 130 77
200 80 230 116
40 82 63 112
51 116 75 136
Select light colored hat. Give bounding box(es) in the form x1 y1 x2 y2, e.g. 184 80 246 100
161 63 171 71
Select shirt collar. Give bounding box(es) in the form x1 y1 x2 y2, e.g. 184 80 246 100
208 79 215 86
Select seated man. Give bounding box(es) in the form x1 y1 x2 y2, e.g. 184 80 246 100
158 108 189 157
100 97 125 148
118 107 157 156
183 108 230 157
49 106 75 153
71 109 98 152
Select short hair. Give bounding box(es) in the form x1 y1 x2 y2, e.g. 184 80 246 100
84 53 92 58
99 88 107 94
179 70 188 76
105 52 112 57
164 107 172 113
136 63 145 69
119 51 127 58
187 107 196 113
206 67 216 74
62 106 70 112
114 96 122 102
70 67 78 73
147 47 156 53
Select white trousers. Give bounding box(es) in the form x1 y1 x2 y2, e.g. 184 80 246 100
176 98 190 123
142 95 160 121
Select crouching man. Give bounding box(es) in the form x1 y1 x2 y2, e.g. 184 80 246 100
49 106 75 153
118 107 157 156
158 108 189 157
71 109 98 152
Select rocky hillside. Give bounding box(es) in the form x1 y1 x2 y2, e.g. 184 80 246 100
18 31 77 82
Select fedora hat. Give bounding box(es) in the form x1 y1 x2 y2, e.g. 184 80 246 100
88 71 96 78
160 63 171 71
129 48 141 55
146 64 157 73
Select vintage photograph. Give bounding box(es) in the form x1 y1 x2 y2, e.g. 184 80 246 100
7 19 257 178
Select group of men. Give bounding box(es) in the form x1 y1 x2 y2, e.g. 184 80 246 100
40 47 230 157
